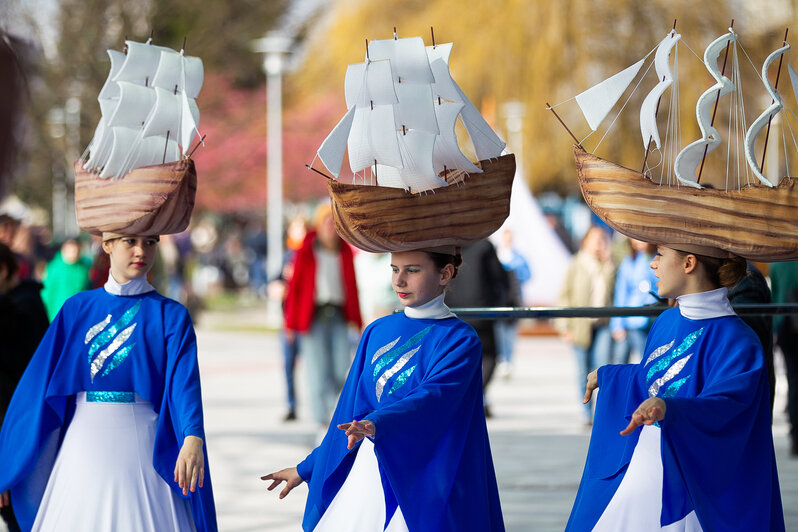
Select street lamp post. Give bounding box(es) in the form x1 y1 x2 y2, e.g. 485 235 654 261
252 33 291 283
47 106 66 241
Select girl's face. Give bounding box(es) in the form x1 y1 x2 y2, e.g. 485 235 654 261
650 246 689 299
391 251 453 308
102 236 158 284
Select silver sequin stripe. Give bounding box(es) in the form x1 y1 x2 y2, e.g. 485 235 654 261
375 346 420 402
644 340 675 366
84 315 111 344
90 324 137 380
372 337 401 364
649 354 693 397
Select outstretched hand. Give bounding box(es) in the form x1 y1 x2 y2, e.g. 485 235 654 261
337 419 376 450
583 370 599 404
174 435 205 495
261 467 303 499
620 397 666 436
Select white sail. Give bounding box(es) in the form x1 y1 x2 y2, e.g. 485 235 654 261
674 31 737 188
427 59 460 102
426 43 453 66
426 43 505 160
790 64 798 109
348 105 403 173
180 94 200 155
107 82 156 128
374 130 446 191
452 81 506 161
368 37 434 84
84 50 126 169
113 40 170 85
318 107 357 179
151 50 204 98
141 87 181 138
345 60 398 109
84 98 120 170
576 59 644 131
427 52 484 170
394 82 439 134
744 43 791 187
432 101 482 174
427 47 503 160
640 31 681 150
134 136 180 168
100 127 140 178
98 50 126 100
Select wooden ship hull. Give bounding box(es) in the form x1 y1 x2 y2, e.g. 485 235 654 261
328 153 516 253
74 158 197 237
573 145 798 261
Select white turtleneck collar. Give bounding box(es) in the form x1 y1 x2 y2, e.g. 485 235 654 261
104 273 156 296
676 287 735 320
404 293 455 320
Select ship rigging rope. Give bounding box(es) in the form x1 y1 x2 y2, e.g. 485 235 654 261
680 41 706 64
727 44 746 190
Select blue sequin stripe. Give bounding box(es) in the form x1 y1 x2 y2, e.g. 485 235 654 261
87 300 142 363
86 391 136 403
101 344 136 377
646 328 704 382
373 326 433 380
661 376 692 398
387 365 417 397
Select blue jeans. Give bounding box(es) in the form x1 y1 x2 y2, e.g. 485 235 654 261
611 328 648 364
281 332 300 411
574 326 613 420
495 320 517 365
301 307 353 426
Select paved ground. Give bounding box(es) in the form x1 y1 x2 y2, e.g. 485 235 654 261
2 308 796 531
194 308 798 532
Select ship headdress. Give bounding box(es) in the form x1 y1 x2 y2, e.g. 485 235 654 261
308 29 515 253
74 37 204 237
549 22 798 262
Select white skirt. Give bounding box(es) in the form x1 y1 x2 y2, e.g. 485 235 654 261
315 438 408 532
592 425 702 531
32 392 196 532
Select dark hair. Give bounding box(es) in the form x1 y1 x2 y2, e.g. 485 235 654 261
426 251 462 279
0 242 18 280
675 250 748 289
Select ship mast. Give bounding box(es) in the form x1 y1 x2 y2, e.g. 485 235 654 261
697 18 734 184
759 27 789 174
547 103 581 146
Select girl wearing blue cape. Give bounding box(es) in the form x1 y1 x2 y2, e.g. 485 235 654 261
566 244 783 531
263 248 505 531
0 234 217 531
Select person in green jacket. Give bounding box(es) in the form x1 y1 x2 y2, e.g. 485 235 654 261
40 238 91 320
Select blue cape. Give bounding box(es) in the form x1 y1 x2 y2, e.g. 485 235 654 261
297 313 504 531
567 308 783 531
0 288 217 531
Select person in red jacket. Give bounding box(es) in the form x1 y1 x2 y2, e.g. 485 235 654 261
283 202 361 428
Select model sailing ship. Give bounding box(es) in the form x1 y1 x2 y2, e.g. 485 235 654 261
550 22 798 261
74 37 204 236
309 29 515 253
